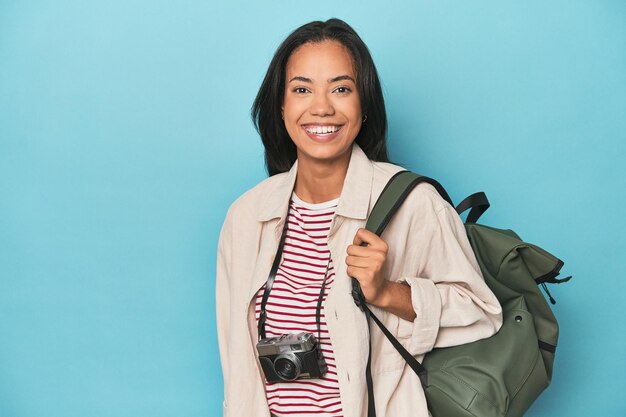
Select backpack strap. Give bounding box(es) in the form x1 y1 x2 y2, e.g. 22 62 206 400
455 191 490 223
364 170 454 234
351 170 453 417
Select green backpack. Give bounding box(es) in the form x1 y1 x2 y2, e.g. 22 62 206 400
352 171 571 417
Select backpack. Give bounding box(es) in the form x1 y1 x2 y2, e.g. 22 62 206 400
352 171 571 417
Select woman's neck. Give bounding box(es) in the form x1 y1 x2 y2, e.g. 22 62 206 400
293 151 350 204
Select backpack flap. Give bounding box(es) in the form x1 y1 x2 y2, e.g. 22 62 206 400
464 224 569 380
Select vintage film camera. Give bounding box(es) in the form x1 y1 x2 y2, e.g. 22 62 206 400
256 332 328 382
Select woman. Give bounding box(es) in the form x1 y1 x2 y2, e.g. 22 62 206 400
216 18 502 417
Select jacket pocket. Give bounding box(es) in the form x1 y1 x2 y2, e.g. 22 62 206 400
369 307 411 374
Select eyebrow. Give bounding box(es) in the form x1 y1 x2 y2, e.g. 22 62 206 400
329 75 356 83
288 75 356 84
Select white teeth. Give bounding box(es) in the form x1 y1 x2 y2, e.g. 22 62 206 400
306 125 340 135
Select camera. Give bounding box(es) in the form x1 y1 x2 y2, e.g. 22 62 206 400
256 332 328 382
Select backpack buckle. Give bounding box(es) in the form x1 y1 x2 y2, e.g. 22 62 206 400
351 278 366 311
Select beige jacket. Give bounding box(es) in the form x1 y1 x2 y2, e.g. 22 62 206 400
216 143 503 417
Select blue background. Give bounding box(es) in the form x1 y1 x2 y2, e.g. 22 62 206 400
1 1 624 416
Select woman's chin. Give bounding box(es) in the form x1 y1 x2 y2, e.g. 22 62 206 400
297 143 354 165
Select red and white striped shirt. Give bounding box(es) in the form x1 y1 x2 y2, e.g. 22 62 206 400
255 192 343 417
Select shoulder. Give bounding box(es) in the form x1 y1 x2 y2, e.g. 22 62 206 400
220 172 289 232
370 160 451 216
406 181 452 215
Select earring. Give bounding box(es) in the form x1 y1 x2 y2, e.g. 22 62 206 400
362 114 368 123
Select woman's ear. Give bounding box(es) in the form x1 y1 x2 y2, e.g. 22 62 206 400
281 106 284 120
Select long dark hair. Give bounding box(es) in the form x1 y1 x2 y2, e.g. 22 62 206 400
251 18 390 176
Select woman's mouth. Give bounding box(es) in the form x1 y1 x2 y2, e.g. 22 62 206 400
302 124 343 142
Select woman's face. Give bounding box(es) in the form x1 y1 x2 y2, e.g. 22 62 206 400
282 40 362 166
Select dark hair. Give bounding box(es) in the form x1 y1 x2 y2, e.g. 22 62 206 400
252 18 390 176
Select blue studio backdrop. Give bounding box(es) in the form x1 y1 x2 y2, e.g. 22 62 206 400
1 1 624 416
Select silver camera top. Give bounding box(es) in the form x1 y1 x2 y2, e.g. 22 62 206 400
256 332 318 356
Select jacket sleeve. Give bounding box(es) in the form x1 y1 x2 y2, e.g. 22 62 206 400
397 205 503 356
216 210 233 416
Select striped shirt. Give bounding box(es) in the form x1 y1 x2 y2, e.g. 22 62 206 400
255 192 343 417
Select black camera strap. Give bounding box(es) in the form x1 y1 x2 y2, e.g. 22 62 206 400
315 259 331 344
257 207 290 340
257 201 331 343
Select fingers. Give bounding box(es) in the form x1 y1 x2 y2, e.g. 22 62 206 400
352 228 388 252
346 228 388 266
346 229 390 303
345 254 383 269
345 247 386 264
346 229 388 278
346 265 378 281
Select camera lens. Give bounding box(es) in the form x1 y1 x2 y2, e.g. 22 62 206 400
274 354 301 381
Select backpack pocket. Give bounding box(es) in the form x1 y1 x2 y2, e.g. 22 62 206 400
423 299 550 417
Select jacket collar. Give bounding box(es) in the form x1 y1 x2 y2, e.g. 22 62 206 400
257 142 374 222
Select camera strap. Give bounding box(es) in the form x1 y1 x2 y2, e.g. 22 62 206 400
257 201 330 344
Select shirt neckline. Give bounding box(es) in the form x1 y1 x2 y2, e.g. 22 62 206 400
291 191 339 210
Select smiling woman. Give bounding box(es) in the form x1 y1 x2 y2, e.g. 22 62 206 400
216 18 502 417
251 19 389 178
281 40 364 200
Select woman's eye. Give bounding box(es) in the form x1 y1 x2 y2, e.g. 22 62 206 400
334 86 352 94
293 87 309 94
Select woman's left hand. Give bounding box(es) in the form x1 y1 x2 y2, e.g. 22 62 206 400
346 228 390 306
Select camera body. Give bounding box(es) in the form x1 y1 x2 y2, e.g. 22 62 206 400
256 332 328 382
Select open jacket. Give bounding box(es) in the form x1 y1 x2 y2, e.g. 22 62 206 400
216 143 503 417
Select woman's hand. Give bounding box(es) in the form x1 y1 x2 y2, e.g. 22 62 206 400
345 228 390 306
346 228 417 321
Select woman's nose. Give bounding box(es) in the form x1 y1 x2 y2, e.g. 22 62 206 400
309 93 335 117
